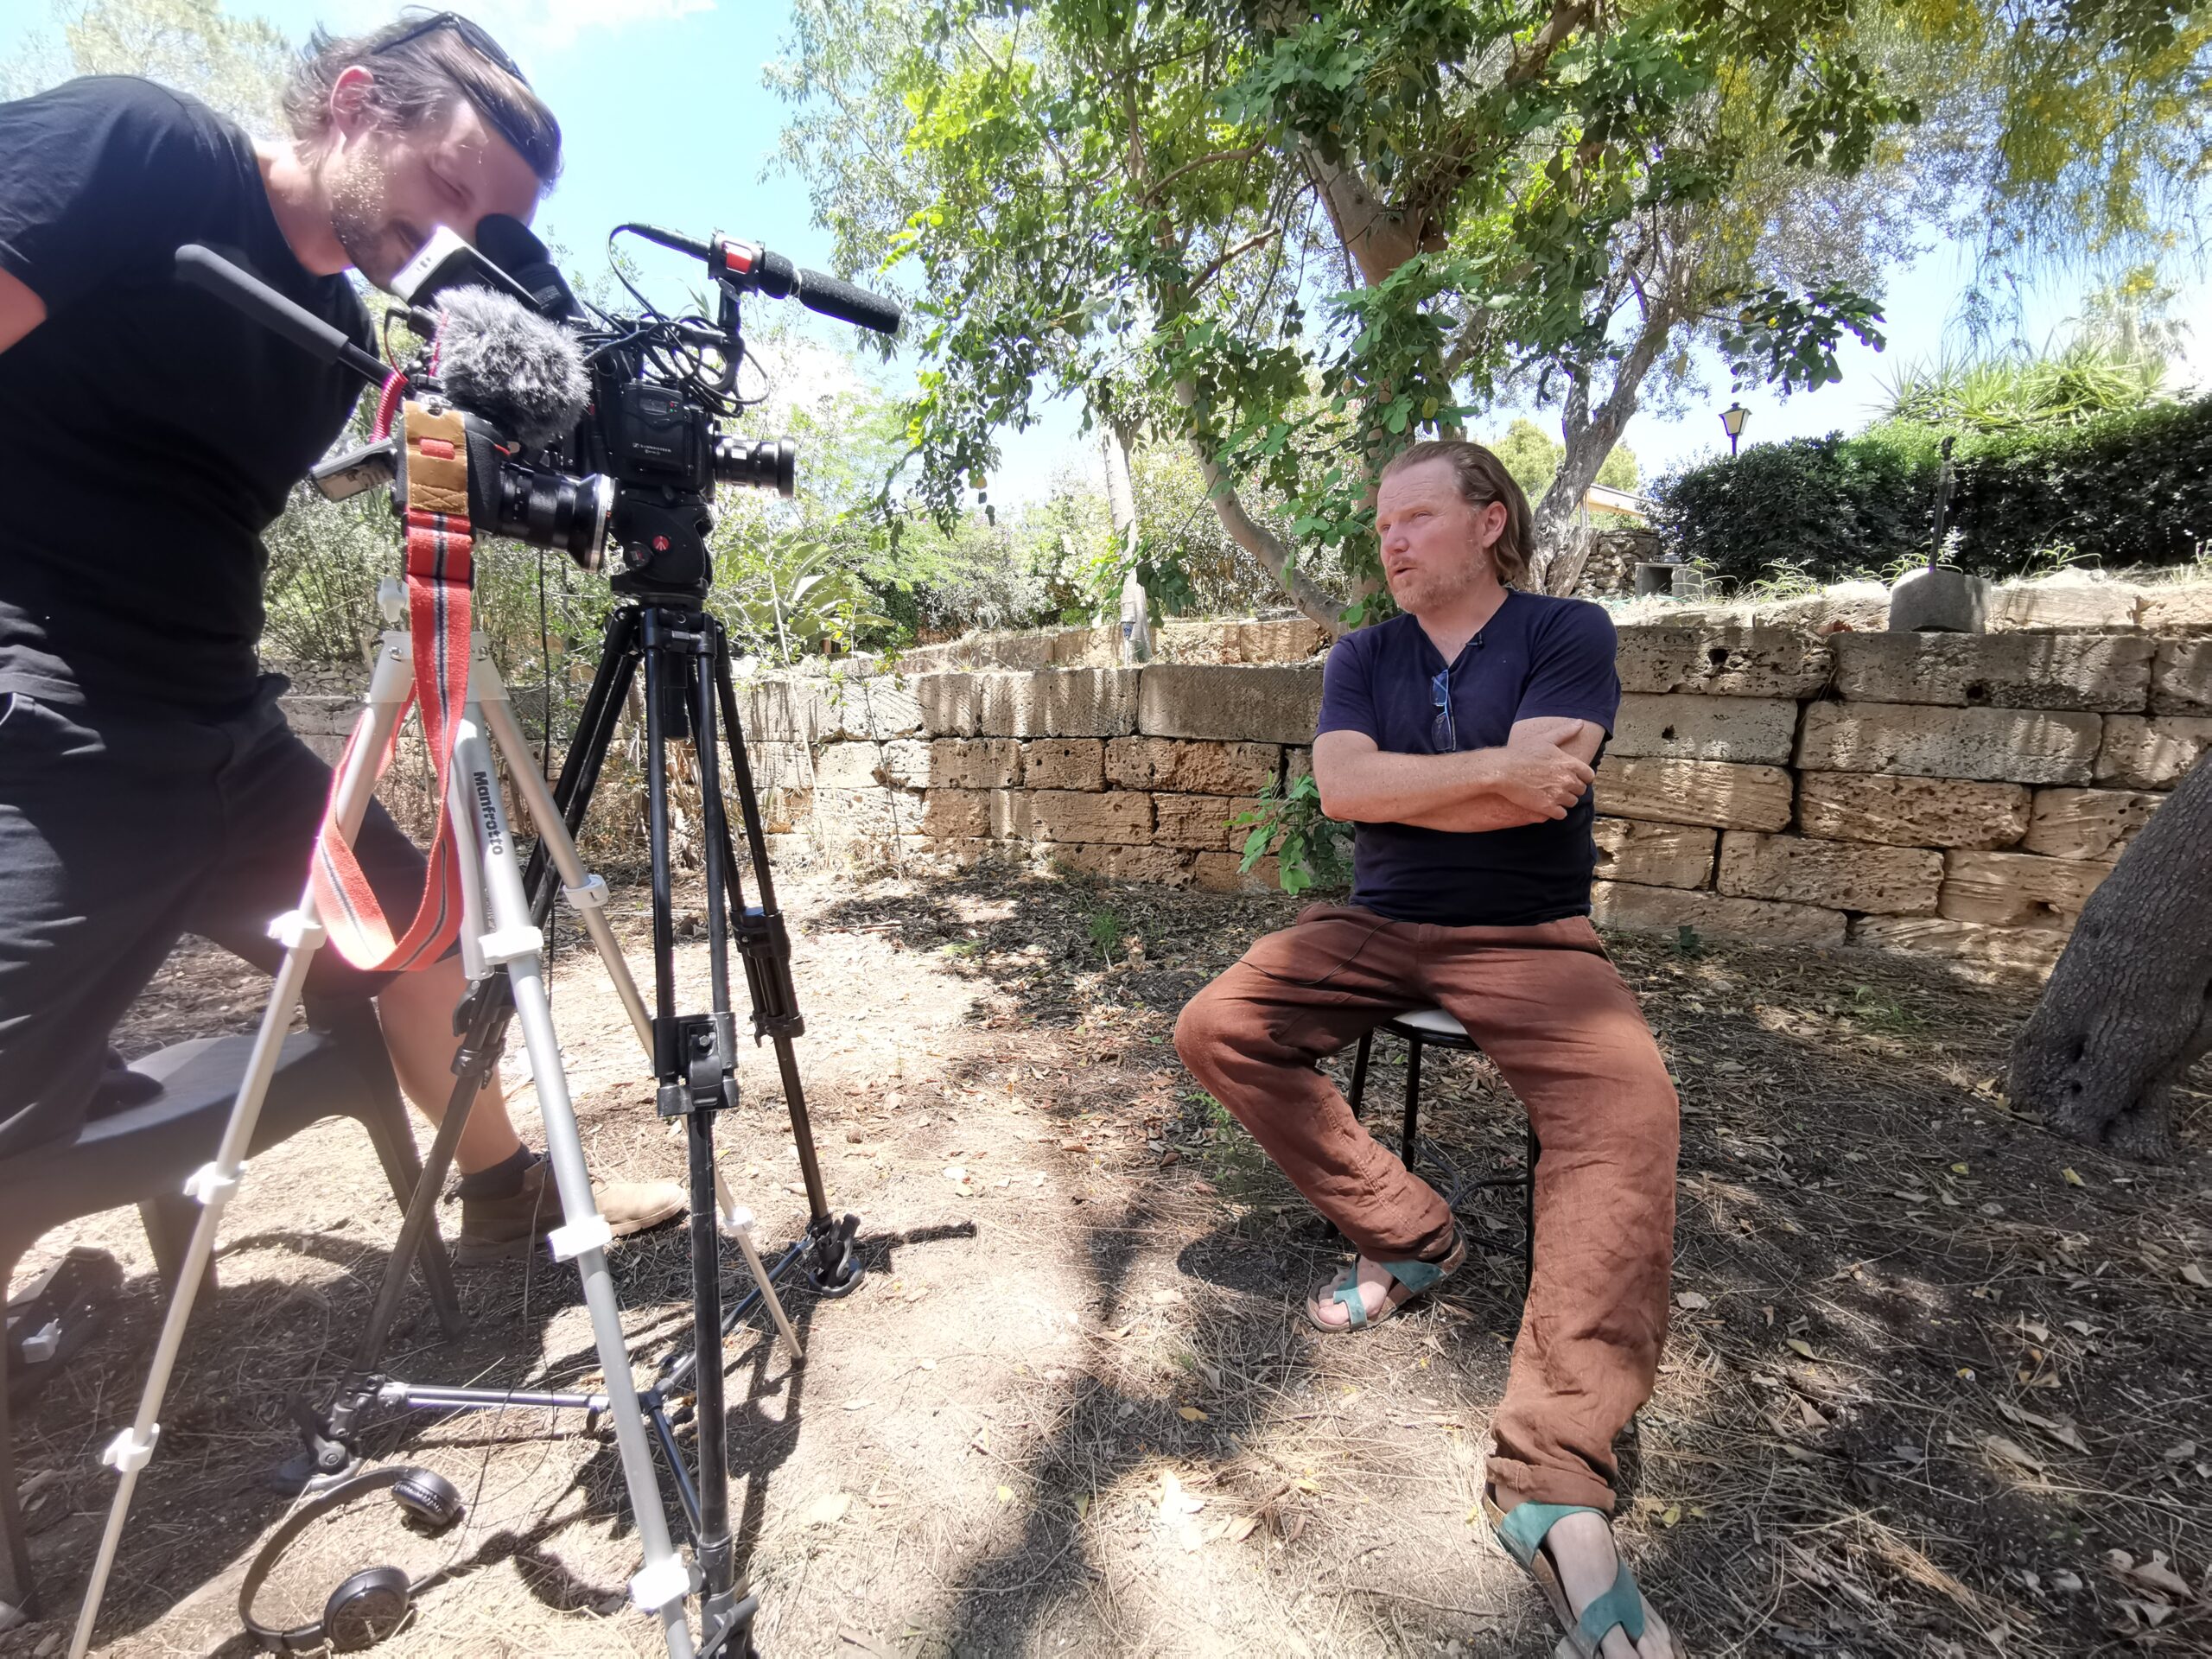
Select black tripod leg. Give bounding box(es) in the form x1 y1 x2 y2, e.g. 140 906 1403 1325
709 632 861 1296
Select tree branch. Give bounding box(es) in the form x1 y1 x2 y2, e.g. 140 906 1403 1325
1143 143 1266 201
1187 228 1281 297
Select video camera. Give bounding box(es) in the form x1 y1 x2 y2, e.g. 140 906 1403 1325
178 215 901 603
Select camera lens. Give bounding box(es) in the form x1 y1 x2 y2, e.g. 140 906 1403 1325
711 435 797 499
494 465 613 571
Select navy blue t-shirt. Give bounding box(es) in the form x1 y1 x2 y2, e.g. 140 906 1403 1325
1315 592 1620 926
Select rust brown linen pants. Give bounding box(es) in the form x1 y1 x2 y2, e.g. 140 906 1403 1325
1173 902 1679 1511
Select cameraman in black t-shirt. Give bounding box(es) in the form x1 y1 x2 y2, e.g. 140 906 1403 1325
0 13 684 1261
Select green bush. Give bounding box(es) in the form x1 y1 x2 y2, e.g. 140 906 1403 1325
1652 395 2212 585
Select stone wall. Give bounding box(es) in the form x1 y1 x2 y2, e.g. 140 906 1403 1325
740 590 2212 976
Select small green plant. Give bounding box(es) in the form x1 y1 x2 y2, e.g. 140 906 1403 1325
938 938 982 960
1673 924 1706 957
1848 982 1924 1032
1086 906 1123 965
1232 772 1353 897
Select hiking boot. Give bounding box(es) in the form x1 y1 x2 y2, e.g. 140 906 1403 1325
454 1155 686 1267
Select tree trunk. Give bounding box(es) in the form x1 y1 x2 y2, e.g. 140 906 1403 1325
1100 423 1150 662
2007 754 2212 1160
1170 378 1348 636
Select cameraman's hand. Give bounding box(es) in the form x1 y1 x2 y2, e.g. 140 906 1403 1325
1478 741 1594 821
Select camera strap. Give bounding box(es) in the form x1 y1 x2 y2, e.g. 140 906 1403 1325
307 397 476 973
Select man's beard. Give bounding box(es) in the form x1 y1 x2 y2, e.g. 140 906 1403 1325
325 143 421 291
1389 548 1493 613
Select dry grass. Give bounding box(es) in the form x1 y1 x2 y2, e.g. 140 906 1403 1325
4 864 2207 1657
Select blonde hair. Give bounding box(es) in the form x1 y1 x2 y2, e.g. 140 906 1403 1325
1378 440 1533 585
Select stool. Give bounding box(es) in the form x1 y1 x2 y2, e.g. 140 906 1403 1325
1346 1007 1538 1290
0 1002 464 1616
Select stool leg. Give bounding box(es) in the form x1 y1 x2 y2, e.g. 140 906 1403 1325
1400 1037 1423 1165
0 1249 35 1617
358 1103 467 1343
138 1194 217 1306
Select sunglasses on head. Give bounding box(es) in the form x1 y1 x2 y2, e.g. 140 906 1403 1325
373 11 530 85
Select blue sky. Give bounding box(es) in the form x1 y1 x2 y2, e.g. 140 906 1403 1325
5 0 2202 499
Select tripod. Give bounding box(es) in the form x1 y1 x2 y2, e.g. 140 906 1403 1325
73 582 857 1659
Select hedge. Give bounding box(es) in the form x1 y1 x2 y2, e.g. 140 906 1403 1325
1650 395 2212 588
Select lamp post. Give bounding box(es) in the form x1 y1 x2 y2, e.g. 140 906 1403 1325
1719 401 1748 457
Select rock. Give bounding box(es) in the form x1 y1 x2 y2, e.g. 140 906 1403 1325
1192 850 1281 892
1796 703 2101 785
1591 819 1718 889
2152 637 2212 715
2094 715 2212 788
1833 632 2152 713
1594 756 1795 831
1139 664 1325 744
2023 787 2165 861
1938 849 2115 927
1046 843 1195 885
1848 915 2069 977
1152 793 1259 851
1611 694 1800 765
1104 737 1281 795
1591 880 1847 945
974 669 1141 738
811 742 883 788
882 737 1022 791
1023 738 1107 791
1612 623 1833 698
1795 772 2031 850
1022 789 1154 844
1888 565 1990 632
1718 832 1943 915
1986 571 2142 631
2138 582 2212 632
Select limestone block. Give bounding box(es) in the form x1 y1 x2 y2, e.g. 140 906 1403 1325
1047 842 1195 886
1024 738 1106 791
1887 565 1988 632
1718 832 1942 915
1745 581 1890 633
281 693 357 738
1594 756 1794 832
737 677 827 742
1592 880 1847 945
2152 637 2212 715
880 737 1021 791
1796 702 2101 785
1154 793 1262 851
1611 694 1798 765
1832 632 2153 713
1104 737 1281 795
1192 851 1281 893
919 789 994 839
1848 915 2069 978
1139 664 1325 745
971 669 1141 738
1986 574 2141 631
1024 789 1154 844
914 672 979 736
1591 818 1717 889
758 786 811 835
1613 624 1832 698
1795 772 2031 849
826 678 924 738
813 786 900 839
1939 849 2114 927
2024 787 2164 861
743 743 813 791
811 742 883 788
2139 583 2212 631
1235 619 1330 664
2095 715 2212 788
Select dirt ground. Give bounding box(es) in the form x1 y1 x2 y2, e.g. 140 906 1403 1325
3 859 2208 1658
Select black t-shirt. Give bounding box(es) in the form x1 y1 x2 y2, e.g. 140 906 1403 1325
0 77 371 712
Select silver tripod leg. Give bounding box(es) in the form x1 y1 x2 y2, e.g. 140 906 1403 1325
69 628 417 1659
443 652 699 1656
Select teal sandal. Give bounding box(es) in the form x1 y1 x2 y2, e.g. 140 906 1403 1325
1484 1491 1666 1658
1302 1230 1466 1332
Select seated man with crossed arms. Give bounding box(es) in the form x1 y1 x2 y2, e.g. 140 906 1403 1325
1175 440 1681 1658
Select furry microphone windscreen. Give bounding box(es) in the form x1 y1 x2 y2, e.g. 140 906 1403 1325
434 286 589 449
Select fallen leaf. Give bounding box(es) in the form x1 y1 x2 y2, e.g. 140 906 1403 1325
2182 1263 2209 1288
2121 1553 2195 1599
837 1629 899 1659
803 1491 853 1527
1222 1514 1259 1543
1984 1433 2046 1473
1150 1288 1182 1305
996 1484 1014 1504
1675 1291 1710 1311
2161 1440 2196 1463
1178 1406 1209 1422
1785 1338 1815 1360
842 1398 874 1413
2062 1167 2084 1187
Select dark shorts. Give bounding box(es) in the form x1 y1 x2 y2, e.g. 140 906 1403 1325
0 680 430 1157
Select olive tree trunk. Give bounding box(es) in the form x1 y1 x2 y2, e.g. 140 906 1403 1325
2007 754 2212 1160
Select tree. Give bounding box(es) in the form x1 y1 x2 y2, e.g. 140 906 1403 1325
2008 755 2212 1161
1490 416 1640 503
771 0 1904 631
3 0 291 129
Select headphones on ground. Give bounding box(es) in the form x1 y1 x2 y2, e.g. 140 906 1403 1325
239 1465 466 1652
